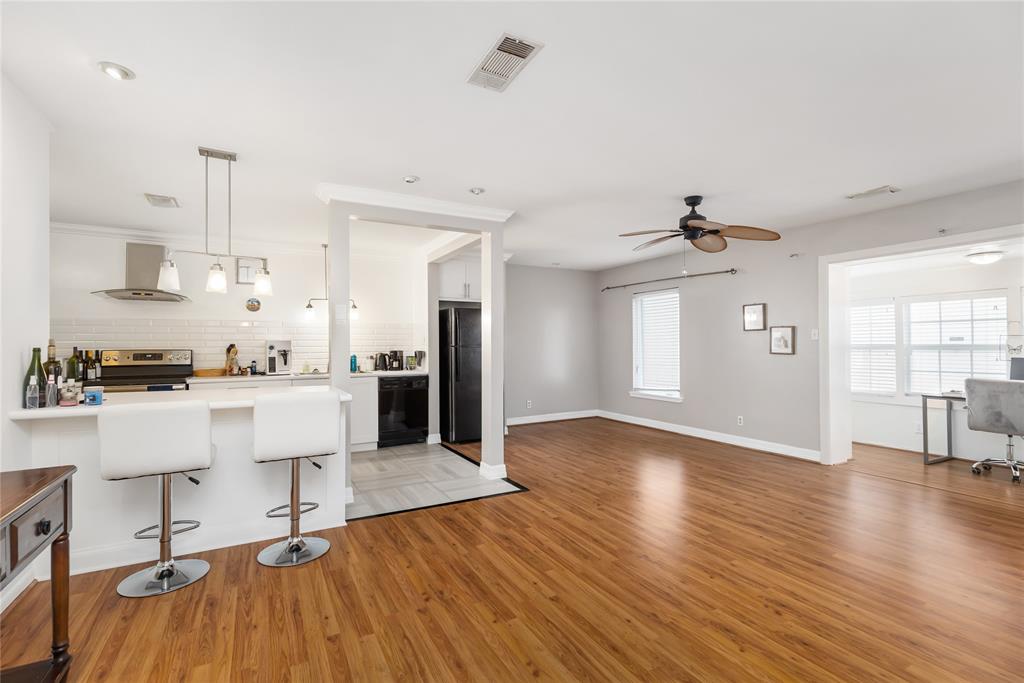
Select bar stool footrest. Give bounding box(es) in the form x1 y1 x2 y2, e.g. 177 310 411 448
265 501 319 518
132 519 201 540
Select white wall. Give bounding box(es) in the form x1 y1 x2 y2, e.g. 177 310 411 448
349 252 427 364
1 77 51 469
596 181 1024 458
848 256 1023 456
49 231 329 371
505 265 599 420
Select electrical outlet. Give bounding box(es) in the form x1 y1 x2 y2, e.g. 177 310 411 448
811 328 819 341
737 416 744 426
914 422 922 434
526 400 532 409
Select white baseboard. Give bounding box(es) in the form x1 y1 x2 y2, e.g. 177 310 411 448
351 441 377 453
427 433 441 445
478 462 508 480
506 409 599 426
1 566 38 614
596 411 821 463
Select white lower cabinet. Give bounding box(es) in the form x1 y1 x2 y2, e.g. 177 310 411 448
349 376 378 449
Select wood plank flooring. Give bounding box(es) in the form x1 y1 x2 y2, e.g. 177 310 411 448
2 417 1022 681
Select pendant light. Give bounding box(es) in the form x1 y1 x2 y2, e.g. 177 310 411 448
206 260 228 293
349 299 360 320
157 251 181 291
253 261 273 296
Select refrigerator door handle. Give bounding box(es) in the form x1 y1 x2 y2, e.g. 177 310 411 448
453 310 460 347
448 348 457 437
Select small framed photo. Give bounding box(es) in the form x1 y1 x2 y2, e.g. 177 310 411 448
236 257 262 285
742 303 766 331
770 326 796 355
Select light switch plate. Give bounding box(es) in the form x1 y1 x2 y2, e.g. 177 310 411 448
811 328 819 340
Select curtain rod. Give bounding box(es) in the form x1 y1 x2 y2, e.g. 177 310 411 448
600 268 737 292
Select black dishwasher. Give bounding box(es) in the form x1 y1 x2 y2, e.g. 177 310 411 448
378 376 429 447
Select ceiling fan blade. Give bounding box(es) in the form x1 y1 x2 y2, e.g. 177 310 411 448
633 234 683 251
619 229 680 237
720 225 781 241
688 219 728 231
691 234 728 253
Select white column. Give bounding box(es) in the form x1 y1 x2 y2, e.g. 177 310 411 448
480 229 507 479
327 204 354 500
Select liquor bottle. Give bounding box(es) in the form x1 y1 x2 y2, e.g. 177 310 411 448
23 347 46 408
66 346 81 383
45 375 59 409
43 339 62 386
25 376 39 410
85 351 97 381
94 349 103 379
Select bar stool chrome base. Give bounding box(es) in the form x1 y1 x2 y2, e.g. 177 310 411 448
116 558 210 598
257 536 330 567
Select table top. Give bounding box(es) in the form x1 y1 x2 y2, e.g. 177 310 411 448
1 466 76 524
921 393 967 401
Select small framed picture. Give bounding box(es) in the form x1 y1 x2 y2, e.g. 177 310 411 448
770 326 796 354
236 257 262 285
742 303 766 331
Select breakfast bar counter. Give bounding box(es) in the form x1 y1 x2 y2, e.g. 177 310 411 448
7 386 351 579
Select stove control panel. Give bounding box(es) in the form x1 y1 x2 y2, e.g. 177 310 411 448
101 349 193 366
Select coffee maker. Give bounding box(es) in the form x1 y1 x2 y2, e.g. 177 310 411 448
266 340 293 375
388 350 404 371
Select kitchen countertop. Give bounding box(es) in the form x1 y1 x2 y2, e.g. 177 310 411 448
8 385 351 421
350 370 428 378
187 372 330 384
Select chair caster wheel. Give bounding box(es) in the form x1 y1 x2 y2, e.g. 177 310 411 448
971 467 981 475
1013 476 1021 484
983 464 992 471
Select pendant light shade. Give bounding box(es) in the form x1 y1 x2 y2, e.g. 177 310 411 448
350 299 360 320
157 259 181 292
253 266 274 296
206 262 227 293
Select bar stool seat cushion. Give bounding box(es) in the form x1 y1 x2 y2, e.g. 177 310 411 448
98 400 212 480
253 390 341 463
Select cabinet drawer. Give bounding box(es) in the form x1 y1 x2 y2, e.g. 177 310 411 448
10 487 64 571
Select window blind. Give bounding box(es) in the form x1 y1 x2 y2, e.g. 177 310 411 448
905 293 1007 394
849 302 896 394
632 289 680 395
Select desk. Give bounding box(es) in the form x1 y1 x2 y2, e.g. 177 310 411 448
1 466 76 682
920 394 967 465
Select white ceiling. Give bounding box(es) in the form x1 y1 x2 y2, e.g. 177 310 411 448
847 236 1024 278
3 2 1022 270
350 220 448 256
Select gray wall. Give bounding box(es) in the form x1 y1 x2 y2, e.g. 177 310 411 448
597 180 1024 452
505 265 599 419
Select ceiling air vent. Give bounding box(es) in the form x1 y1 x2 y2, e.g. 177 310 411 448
468 34 543 92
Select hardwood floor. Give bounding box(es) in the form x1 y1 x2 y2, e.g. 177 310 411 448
2 417 1022 681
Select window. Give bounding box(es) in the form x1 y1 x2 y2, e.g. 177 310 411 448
631 288 680 401
849 301 896 394
905 293 1007 394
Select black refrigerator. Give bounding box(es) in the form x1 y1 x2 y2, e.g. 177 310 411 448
439 307 481 442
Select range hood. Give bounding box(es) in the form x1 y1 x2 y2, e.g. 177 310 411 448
92 243 190 303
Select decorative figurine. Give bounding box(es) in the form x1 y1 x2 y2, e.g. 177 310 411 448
225 343 241 375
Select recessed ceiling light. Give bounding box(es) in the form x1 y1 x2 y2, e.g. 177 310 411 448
144 193 180 208
965 249 1005 265
98 61 136 81
403 175 420 184
469 187 486 195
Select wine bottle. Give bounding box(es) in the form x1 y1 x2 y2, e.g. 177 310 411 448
43 338 62 386
85 351 97 381
94 349 103 379
23 347 46 408
66 346 81 383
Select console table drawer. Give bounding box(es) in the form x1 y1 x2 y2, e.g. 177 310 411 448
10 487 64 571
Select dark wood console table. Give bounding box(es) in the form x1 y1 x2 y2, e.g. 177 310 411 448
1 466 76 682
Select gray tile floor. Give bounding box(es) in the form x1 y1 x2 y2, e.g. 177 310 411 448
346 443 522 520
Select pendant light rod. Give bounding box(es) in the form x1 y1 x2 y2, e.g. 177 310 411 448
306 244 330 306
204 154 209 255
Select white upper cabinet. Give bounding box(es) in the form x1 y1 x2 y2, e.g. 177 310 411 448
439 258 481 301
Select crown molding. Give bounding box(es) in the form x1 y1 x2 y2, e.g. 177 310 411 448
50 222 324 256
315 183 515 224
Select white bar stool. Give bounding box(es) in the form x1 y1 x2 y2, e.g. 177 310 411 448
253 390 340 567
98 400 213 597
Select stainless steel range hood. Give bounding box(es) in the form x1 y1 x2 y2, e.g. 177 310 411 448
92 243 190 303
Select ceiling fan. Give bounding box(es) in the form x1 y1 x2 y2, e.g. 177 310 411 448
620 195 781 253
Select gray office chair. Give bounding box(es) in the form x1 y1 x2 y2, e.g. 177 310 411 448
965 378 1024 483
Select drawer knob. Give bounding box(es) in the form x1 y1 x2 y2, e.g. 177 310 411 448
36 519 52 536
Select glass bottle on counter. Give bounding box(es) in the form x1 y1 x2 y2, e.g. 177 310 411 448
93 349 102 379
23 347 46 408
43 339 62 386
85 351 97 381
66 346 81 383
25 376 39 409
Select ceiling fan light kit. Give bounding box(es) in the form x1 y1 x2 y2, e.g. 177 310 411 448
620 195 781 254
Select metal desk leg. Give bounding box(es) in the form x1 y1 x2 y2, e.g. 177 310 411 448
923 396 955 465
